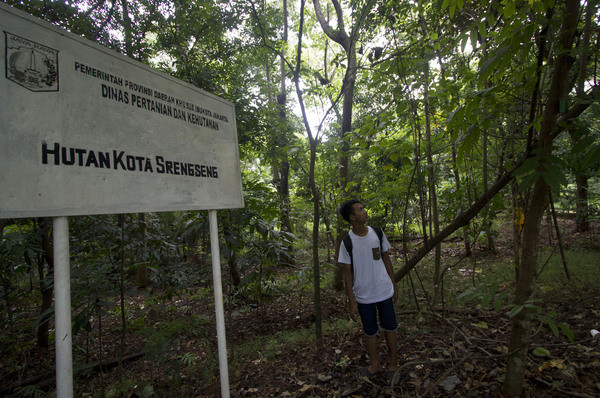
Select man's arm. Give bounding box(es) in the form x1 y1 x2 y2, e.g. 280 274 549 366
383 251 397 302
342 262 358 321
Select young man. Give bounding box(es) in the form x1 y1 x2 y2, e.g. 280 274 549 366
338 199 399 383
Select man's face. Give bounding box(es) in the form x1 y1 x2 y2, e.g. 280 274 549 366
351 202 368 223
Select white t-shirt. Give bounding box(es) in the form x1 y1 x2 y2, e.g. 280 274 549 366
338 227 393 304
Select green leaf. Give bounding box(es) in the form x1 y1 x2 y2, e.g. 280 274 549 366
514 157 538 176
589 102 600 118
532 347 551 357
473 321 488 329
570 136 596 154
541 162 567 192
396 102 408 115
448 105 464 126
509 305 524 318
461 34 469 52
457 288 476 301
481 294 492 307
478 22 487 42
542 316 560 337
503 1 516 18
582 146 600 170
559 323 575 343
470 28 479 48
518 171 541 193
479 46 510 80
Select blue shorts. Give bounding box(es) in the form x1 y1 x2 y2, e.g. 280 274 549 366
357 297 398 337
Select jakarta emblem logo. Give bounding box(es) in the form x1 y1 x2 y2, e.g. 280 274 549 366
5 32 59 92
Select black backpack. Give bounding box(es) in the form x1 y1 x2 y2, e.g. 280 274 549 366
343 226 384 273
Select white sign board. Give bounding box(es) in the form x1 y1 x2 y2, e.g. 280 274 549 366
0 3 244 218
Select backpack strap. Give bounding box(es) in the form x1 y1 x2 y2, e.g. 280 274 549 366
343 233 353 266
373 226 384 254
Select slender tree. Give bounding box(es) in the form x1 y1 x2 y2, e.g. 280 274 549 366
504 1 581 394
312 0 375 290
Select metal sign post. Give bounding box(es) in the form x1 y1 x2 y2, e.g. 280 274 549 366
209 210 230 397
53 216 73 398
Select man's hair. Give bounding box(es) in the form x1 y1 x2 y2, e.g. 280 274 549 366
340 199 361 223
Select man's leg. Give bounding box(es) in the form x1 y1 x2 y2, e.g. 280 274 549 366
365 334 382 374
384 331 398 371
377 298 399 377
357 302 382 374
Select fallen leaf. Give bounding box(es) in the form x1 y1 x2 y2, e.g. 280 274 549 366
532 347 551 357
298 384 316 393
472 322 488 329
538 359 566 372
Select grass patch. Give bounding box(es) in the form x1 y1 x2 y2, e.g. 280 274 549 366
536 248 600 291
230 317 356 367
393 243 600 312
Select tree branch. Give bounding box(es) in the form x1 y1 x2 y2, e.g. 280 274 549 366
312 0 348 50
394 155 527 282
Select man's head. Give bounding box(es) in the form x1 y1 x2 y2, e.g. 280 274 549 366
340 199 363 224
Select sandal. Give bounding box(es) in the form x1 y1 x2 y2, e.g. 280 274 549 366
388 369 401 386
357 367 379 380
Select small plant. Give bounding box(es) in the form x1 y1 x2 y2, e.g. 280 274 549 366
177 352 199 367
508 299 575 343
18 385 45 398
457 281 509 311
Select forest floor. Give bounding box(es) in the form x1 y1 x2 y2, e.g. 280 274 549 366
2 219 600 397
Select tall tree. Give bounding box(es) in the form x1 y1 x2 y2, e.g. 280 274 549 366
569 0 598 233
312 0 371 290
272 0 294 257
504 0 581 394
296 0 325 346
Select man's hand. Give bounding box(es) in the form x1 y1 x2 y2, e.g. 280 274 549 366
349 301 359 321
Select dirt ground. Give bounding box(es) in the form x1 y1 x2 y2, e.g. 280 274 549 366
204 220 600 397
221 288 600 397
2 220 600 397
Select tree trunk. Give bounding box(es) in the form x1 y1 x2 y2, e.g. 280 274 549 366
503 1 580 395
452 142 471 256
574 172 590 232
511 181 523 278
120 0 133 56
482 125 496 252
297 0 322 346
309 139 322 346
312 0 361 291
423 63 441 305
549 193 570 280
136 213 148 287
277 0 294 259
37 218 53 348
224 213 242 288
118 214 127 377
504 178 549 396
481 41 496 253
570 0 595 233
120 0 148 287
